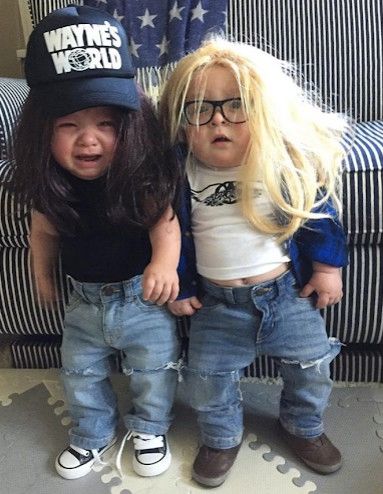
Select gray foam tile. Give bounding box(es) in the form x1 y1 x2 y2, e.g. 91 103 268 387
0 383 112 494
242 382 383 494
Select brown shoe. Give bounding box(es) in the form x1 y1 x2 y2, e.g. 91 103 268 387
280 426 342 474
192 444 241 487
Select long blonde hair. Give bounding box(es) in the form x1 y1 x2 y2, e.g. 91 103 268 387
159 37 350 241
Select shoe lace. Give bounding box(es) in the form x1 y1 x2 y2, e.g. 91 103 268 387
132 433 164 450
115 430 133 477
115 431 164 477
69 444 108 466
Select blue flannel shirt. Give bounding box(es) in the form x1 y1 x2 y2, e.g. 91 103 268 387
177 176 349 300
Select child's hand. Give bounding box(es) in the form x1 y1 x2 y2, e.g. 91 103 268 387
299 262 343 309
167 297 203 316
142 263 179 305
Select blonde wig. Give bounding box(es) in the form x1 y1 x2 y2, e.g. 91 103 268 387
159 37 350 241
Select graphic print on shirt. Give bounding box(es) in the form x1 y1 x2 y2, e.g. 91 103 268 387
190 180 263 207
190 181 238 206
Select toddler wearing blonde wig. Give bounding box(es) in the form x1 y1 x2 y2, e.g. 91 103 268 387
160 37 349 487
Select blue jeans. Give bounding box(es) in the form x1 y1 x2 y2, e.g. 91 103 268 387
60 275 181 450
186 270 341 449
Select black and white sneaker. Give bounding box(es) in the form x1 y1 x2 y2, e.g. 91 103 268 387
116 431 171 477
55 438 117 479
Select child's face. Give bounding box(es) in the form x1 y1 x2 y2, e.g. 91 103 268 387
184 65 250 168
51 106 119 180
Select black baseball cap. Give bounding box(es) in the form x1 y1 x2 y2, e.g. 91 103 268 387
25 5 139 117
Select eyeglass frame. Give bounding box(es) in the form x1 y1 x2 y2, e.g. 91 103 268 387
183 97 247 126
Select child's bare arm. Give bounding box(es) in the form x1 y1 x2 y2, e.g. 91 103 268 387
30 211 60 305
143 207 181 305
299 261 343 309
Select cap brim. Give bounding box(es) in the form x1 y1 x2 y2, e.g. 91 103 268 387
38 77 140 117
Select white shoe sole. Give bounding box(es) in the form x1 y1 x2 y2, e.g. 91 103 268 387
55 438 117 480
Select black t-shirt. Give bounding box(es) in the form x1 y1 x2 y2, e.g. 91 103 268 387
60 173 151 283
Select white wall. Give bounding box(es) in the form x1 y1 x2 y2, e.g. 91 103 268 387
0 0 25 77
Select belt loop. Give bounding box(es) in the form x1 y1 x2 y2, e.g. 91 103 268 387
122 282 129 301
123 279 135 301
68 276 85 298
224 287 236 304
276 268 288 295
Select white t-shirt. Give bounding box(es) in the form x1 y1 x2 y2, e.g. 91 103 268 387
187 161 290 280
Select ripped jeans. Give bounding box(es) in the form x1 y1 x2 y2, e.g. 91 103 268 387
186 270 342 449
60 275 180 451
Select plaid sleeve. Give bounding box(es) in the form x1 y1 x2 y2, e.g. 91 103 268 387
176 177 198 300
294 216 349 267
293 197 349 267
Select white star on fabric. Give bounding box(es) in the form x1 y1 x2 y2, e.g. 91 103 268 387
191 1 208 22
156 35 170 57
138 8 157 28
112 9 124 23
129 38 142 58
169 1 185 21
96 0 108 5
222 9 228 32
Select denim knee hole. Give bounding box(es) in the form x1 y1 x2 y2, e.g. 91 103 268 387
281 337 343 372
122 358 183 379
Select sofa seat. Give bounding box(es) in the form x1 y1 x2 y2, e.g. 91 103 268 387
0 75 382 381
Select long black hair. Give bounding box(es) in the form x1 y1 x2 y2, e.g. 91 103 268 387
8 87 180 235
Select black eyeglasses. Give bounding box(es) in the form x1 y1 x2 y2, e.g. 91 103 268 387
183 98 247 126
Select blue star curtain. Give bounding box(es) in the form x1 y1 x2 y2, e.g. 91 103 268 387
84 1 228 69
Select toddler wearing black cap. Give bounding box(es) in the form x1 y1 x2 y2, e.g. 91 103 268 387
9 5 181 480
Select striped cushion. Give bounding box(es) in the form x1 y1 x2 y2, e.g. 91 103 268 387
0 160 30 248
227 0 383 122
26 0 83 28
344 121 383 173
332 346 383 383
343 121 383 245
0 78 29 160
0 247 65 336
323 245 383 344
10 337 62 369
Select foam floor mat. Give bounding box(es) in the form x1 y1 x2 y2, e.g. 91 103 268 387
0 369 382 494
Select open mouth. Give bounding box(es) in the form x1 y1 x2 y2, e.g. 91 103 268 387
75 154 102 163
212 135 230 143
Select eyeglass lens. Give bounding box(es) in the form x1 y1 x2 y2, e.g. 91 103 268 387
184 98 246 125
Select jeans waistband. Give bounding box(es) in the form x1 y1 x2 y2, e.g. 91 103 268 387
68 274 143 303
200 269 294 304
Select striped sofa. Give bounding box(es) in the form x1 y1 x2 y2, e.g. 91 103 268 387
0 0 382 383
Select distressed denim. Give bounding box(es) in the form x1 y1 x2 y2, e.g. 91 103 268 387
60 275 181 451
186 270 342 449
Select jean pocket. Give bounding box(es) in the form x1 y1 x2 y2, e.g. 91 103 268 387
134 294 167 311
289 284 315 307
65 290 83 313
